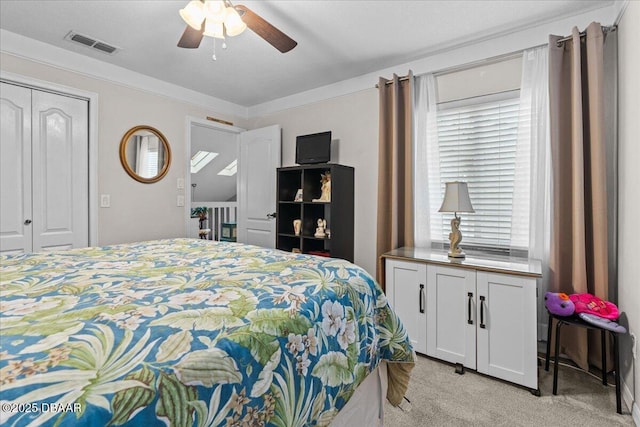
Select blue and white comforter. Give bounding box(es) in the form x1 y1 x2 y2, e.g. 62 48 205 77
0 239 414 426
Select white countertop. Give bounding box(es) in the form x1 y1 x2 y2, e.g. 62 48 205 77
382 247 542 278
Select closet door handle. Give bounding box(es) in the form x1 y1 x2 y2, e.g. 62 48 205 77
24 219 32 225
479 295 486 329
467 292 473 325
419 284 425 314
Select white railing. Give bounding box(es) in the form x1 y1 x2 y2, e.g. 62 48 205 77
190 202 237 241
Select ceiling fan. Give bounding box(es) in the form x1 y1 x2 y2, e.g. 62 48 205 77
177 0 297 53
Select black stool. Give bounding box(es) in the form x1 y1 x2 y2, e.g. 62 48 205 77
544 311 622 414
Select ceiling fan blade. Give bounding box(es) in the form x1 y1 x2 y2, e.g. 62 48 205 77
177 24 204 48
235 4 297 53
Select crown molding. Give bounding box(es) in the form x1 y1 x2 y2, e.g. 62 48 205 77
0 29 248 119
614 0 630 25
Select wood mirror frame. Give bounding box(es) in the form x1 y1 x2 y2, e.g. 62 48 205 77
119 125 172 184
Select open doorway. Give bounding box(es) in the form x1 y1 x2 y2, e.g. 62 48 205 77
184 117 281 247
185 118 242 241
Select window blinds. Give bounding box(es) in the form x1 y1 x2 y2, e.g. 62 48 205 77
432 91 528 252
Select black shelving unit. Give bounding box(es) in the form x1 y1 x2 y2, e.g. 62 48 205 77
276 164 354 262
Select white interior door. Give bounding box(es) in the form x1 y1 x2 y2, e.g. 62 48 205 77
31 90 88 252
0 82 88 254
0 83 32 255
237 125 281 248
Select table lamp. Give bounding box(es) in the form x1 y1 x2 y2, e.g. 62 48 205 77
439 181 475 258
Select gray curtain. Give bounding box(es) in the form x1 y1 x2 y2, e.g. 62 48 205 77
548 22 617 371
376 72 414 284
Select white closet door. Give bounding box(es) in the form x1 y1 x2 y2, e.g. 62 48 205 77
31 90 89 252
0 83 32 254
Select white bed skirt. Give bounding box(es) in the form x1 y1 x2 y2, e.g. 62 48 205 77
330 361 389 427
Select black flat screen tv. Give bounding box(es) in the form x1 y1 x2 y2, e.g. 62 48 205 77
296 131 331 164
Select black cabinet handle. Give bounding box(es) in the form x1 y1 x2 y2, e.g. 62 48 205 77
467 292 473 325
419 284 425 314
479 295 486 329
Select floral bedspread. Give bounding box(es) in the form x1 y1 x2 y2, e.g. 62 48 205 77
0 239 414 427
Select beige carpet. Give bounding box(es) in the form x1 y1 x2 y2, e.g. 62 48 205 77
385 354 634 426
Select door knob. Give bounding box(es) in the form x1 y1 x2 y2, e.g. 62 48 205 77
24 219 32 225
267 212 277 219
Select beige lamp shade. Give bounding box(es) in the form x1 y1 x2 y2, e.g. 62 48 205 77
439 181 475 213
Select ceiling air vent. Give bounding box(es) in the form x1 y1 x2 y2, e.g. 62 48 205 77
65 31 119 55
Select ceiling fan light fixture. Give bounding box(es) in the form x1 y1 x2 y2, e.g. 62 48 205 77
224 6 247 37
204 1 227 23
203 20 225 39
180 0 206 30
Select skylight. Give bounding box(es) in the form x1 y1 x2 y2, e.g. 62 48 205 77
218 159 238 176
191 151 218 173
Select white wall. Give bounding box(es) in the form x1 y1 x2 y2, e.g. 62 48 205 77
249 89 379 275
617 0 640 423
0 52 247 245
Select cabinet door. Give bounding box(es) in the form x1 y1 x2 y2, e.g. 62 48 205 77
426 265 477 369
385 259 427 354
476 272 538 388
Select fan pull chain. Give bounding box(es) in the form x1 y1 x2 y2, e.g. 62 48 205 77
212 38 217 61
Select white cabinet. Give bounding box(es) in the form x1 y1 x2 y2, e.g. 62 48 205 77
385 259 427 354
383 248 541 390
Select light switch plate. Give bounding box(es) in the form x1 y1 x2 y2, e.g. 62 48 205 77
177 195 185 207
100 194 110 208
177 178 184 189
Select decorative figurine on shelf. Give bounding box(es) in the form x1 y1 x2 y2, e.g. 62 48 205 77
293 219 302 236
314 218 327 238
312 171 331 202
294 188 303 202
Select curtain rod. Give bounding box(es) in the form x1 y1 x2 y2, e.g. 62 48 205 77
376 24 615 89
554 25 616 47
375 76 410 88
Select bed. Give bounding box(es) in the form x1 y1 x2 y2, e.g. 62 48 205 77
0 238 414 426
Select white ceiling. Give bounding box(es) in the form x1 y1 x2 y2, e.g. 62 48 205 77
0 0 613 107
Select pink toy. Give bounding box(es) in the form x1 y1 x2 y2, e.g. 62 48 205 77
569 293 619 320
544 292 575 317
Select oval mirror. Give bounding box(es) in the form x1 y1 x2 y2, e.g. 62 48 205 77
119 125 171 183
